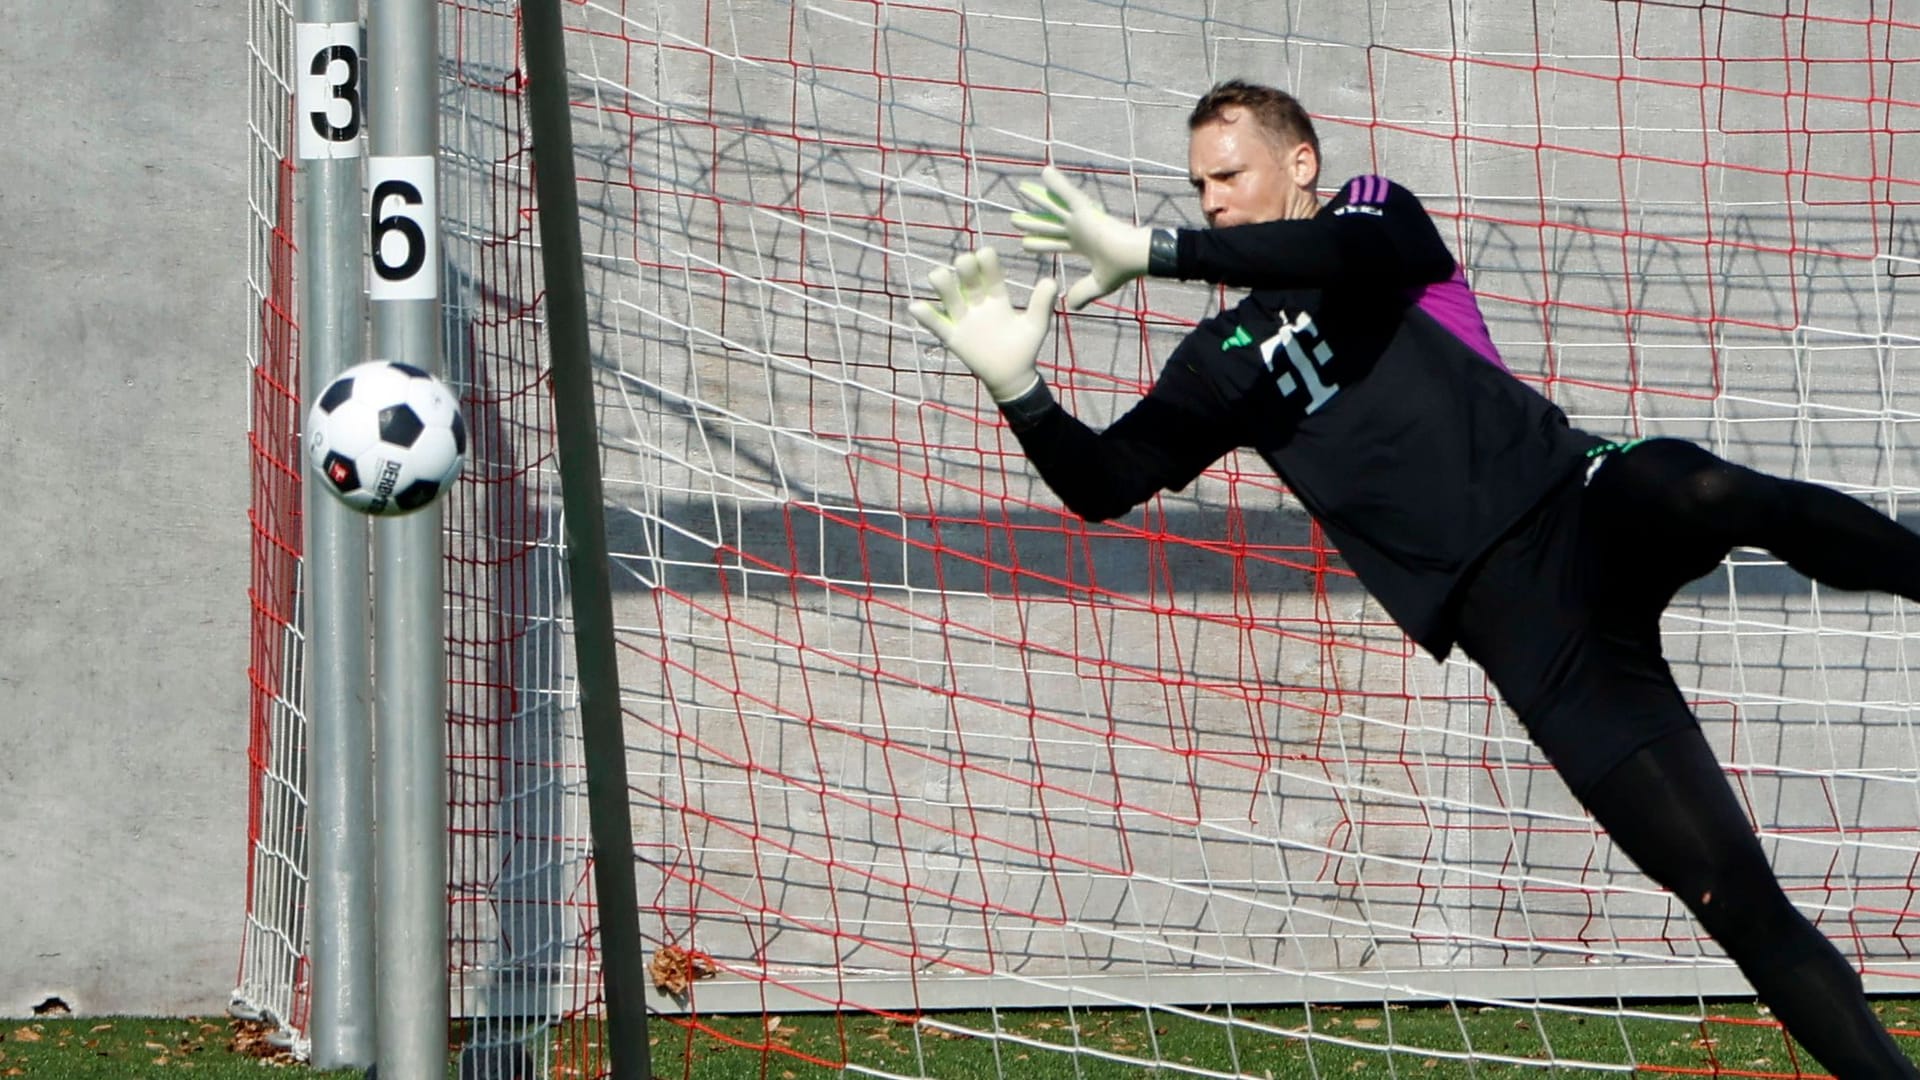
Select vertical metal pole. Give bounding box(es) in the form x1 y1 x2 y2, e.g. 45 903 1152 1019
366 1 448 1077
295 5 375 1070
518 2 652 1076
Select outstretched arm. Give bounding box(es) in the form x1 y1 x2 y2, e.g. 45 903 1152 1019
909 247 1238 522
1013 168 1455 305
1170 177 1455 290
995 356 1238 523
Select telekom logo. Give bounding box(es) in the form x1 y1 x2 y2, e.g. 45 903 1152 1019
1259 311 1339 414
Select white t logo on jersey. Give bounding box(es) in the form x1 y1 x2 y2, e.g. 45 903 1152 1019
1259 312 1339 414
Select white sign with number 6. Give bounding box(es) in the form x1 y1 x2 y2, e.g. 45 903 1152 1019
295 22 363 160
368 156 438 301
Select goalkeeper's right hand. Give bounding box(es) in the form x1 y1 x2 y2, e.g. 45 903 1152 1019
908 246 1060 403
1011 166 1161 310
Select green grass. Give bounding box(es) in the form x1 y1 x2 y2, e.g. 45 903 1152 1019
8 1002 1920 1078
0 1016 362 1079
640 1000 1920 1078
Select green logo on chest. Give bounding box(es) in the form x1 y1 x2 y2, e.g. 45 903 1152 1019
1221 326 1253 350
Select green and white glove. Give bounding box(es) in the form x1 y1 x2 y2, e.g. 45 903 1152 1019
1012 166 1163 310
908 246 1060 403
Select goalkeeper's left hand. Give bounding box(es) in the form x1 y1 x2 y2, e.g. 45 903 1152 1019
1012 166 1155 310
908 246 1060 403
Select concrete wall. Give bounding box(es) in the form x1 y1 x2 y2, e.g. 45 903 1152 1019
0 1 249 1016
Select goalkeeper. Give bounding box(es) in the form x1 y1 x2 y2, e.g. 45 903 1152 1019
909 79 1920 1076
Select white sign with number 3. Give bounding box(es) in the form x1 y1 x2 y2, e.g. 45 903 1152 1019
296 22 363 160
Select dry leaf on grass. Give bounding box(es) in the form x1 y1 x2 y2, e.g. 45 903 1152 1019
227 1019 304 1065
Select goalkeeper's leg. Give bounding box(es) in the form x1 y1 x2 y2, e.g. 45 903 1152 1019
1579 726 1920 1078
1584 437 1920 605
1455 472 1920 1076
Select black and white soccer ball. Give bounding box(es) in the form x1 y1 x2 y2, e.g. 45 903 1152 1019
306 361 467 516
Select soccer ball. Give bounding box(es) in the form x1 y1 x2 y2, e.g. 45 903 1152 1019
306 361 467 516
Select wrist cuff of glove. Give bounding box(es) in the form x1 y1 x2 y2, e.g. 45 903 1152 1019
1147 228 1179 277
997 377 1058 433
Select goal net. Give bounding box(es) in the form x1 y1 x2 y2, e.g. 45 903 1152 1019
239 0 1920 1075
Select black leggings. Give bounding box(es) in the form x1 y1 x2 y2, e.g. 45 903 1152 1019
1460 438 1920 1077
1587 728 1916 1077
1583 437 1920 618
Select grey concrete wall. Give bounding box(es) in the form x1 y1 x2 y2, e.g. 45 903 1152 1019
0 1 249 1016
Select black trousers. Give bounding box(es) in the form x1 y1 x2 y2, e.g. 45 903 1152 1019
1453 437 1920 1077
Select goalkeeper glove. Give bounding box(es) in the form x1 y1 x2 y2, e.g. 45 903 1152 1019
908 246 1060 403
1012 166 1172 310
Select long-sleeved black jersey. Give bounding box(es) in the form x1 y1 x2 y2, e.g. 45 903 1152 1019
1003 175 1605 659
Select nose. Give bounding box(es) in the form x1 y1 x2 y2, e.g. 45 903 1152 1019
1199 183 1225 225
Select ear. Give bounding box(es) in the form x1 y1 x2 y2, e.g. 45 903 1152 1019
1290 140 1320 190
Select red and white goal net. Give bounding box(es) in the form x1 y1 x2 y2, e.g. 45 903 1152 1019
240 1 1920 1075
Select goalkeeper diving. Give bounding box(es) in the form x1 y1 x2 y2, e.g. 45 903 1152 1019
909 79 1920 1077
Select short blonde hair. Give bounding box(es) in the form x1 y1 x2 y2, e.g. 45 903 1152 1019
1188 79 1320 157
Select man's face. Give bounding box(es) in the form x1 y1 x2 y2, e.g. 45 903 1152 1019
1187 106 1320 228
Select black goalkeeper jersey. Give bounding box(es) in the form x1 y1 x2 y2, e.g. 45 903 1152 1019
1003 174 1605 659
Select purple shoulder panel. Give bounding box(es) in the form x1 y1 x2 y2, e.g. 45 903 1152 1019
1407 267 1507 370
1343 174 1389 206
